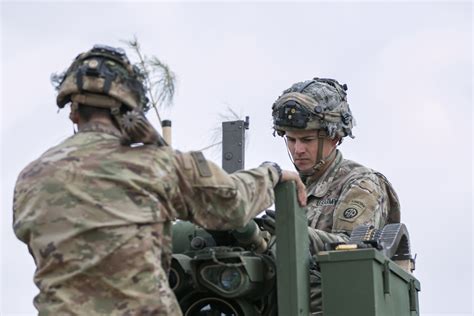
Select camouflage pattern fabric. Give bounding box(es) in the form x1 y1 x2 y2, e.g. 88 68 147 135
272 78 355 139
305 150 400 314
13 122 280 316
56 45 148 111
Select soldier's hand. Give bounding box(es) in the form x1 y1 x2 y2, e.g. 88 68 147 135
281 170 307 207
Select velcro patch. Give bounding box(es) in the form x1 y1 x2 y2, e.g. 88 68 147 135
337 199 365 223
178 152 193 170
343 208 358 219
191 151 212 178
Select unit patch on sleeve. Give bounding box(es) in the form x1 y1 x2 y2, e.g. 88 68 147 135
332 180 381 233
343 208 358 219
191 151 212 177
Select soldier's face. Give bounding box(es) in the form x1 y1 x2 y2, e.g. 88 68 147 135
285 130 336 172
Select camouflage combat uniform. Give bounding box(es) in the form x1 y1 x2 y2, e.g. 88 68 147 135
13 122 280 316
305 150 400 314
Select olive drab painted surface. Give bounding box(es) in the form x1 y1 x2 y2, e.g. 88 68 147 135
13 122 280 315
318 248 420 316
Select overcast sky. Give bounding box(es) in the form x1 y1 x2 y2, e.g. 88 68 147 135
1 1 472 315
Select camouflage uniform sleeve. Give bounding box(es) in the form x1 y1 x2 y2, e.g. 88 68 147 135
308 175 390 254
172 151 279 230
307 227 350 255
332 176 387 235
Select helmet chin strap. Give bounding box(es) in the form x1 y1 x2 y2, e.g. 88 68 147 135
310 143 337 175
312 130 329 172
294 130 327 178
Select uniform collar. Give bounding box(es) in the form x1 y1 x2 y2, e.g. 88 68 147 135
78 121 122 138
306 150 343 198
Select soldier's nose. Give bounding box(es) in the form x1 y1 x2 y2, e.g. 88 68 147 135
294 141 306 154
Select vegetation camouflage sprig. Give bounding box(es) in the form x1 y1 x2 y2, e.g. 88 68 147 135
123 36 176 126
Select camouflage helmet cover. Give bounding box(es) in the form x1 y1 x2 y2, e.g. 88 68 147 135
56 44 148 111
272 77 355 139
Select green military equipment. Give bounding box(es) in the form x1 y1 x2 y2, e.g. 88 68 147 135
318 223 419 316
170 118 277 315
275 181 309 316
170 219 276 315
318 248 420 316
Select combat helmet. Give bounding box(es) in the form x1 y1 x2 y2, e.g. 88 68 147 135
55 45 163 145
272 77 355 175
56 44 148 112
272 77 355 139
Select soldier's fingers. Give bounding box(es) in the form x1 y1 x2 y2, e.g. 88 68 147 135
295 177 307 207
281 170 307 207
281 170 297 182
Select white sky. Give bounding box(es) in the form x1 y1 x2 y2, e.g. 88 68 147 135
1 1 472 315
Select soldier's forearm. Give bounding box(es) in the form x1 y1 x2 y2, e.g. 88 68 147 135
307 227 350 255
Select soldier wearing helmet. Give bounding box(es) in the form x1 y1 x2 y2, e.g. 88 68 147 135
13 45 307 316
271 77 401 314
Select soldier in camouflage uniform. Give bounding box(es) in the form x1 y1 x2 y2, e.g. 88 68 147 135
13 45 306 316
270 77 400 314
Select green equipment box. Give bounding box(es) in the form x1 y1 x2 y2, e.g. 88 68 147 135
318 248 420 316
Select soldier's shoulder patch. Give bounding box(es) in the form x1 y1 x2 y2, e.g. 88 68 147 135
343 208 358 219
191 151 212 178
336 199 366 223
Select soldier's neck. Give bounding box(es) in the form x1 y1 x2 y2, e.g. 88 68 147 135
78 116 118 132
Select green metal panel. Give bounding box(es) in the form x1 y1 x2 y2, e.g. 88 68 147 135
318 248 420 316
275 182 309 316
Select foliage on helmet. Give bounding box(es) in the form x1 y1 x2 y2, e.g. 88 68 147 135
53 44 149 112
272 77 355 139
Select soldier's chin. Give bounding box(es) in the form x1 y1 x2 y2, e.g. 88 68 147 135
296 163 314 175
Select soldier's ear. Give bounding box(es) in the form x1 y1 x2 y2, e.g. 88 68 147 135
69 103 79 124
331 137 341 147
